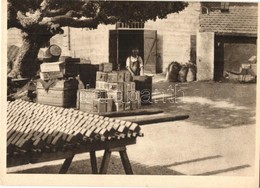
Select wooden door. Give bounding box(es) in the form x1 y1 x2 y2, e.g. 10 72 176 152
143 30 157 74
196 32 215 81
109 30 118 70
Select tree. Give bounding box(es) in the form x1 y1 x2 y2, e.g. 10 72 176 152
8 0 188 78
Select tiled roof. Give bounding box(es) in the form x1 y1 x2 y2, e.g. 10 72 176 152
199 5 258 36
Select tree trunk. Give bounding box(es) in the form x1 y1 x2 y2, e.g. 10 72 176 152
8 32 52 78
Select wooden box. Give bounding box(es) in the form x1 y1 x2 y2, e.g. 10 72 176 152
107 90 124 102
107 72 118 83
96 81 109 90
108 82 124 92
124 102 131 111
99 63 113 73
115 102 124 112
117 71 125 82
106 98 114 112
37 79 78 90
40 61 65 72
107 71 124 83
133 76 152 105
124 71 132 82
124 82 136 92
96 71 108 82
37 88 77 108
40 72 63 80
93 99 107 113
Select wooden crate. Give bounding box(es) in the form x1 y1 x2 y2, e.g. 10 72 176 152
96 81 109 90
124 71 132 82
107 90 124 102
96 71 108 82
133 76 152 105
40 72 63 80
115 102 124 112
37 79 79 90
99 63 113 73
108 82 124 92
107 71 124 83
106 98 114 112
40 61 65 72
124 82 136 92
37 88 77 108
37 79 78 107
93 99 107 113
64 63 79 77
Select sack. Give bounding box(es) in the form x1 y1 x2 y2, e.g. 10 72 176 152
165 61 181 82
186 64 197 82
178 65 189 82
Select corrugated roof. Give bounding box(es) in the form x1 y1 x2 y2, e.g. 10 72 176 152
199 5 258 36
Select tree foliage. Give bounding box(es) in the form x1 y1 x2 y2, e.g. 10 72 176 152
7 0 188 78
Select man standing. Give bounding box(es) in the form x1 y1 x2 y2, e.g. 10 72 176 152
126 47 144 77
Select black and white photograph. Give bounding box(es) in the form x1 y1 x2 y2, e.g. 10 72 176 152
1 0 259 187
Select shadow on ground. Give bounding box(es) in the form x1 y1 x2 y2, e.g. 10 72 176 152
10 155 250 175
146 81 256 128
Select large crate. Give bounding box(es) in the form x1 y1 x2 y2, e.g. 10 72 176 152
96 71 108 82
107 71 124 83
99 63 113 73
40 61 65 72
133 76 152 105
37 79 78 107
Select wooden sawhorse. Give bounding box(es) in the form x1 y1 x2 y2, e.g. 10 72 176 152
59 146 133 174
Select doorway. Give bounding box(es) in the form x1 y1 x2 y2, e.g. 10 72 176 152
109 29 157 73
214 35 257 81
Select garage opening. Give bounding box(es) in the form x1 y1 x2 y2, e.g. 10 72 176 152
214 35 257 81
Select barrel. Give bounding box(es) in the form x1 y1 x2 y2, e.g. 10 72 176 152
43 45 62 62
133 76 152 105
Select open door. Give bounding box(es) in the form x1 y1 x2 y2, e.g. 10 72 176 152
196 32 214 81
143 30 157 74
109 30 118 70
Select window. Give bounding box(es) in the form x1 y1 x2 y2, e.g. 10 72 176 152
220 2 229 12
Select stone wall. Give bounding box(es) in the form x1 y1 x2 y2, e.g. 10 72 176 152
7 2 201 71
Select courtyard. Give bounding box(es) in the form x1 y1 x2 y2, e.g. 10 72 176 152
7 76 256 176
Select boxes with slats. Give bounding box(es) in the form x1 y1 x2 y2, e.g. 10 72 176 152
124 82 136 92
99 63 113 73
40 72 63 80
124 90 140 103
108 82 124 92
107 90 124 102
124 102 131 111
96 71 108 82
93 99 107 113
115 102 124 112
96 81 109 90
40 61 65 72
106 98 114 112
107 72 124 83
124 71 132 82
36 79 78 107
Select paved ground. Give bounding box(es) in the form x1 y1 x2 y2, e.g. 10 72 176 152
8 75 256 176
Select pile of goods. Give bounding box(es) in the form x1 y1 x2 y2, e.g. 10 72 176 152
37 45 81 107
7 100 143 156
165 61 197 82
78 63 141 113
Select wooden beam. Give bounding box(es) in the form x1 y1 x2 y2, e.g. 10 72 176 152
98 109 163 117
59 155 74 174
123 114 189 125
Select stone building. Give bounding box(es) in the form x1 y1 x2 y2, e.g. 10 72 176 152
7 2 258 80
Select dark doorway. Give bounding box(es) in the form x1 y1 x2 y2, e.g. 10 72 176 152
109 29 157 73
214 35 257 81
109 30 144 70
118 30 144 69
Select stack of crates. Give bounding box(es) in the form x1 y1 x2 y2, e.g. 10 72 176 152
78 63 141 113
37 56 80 108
